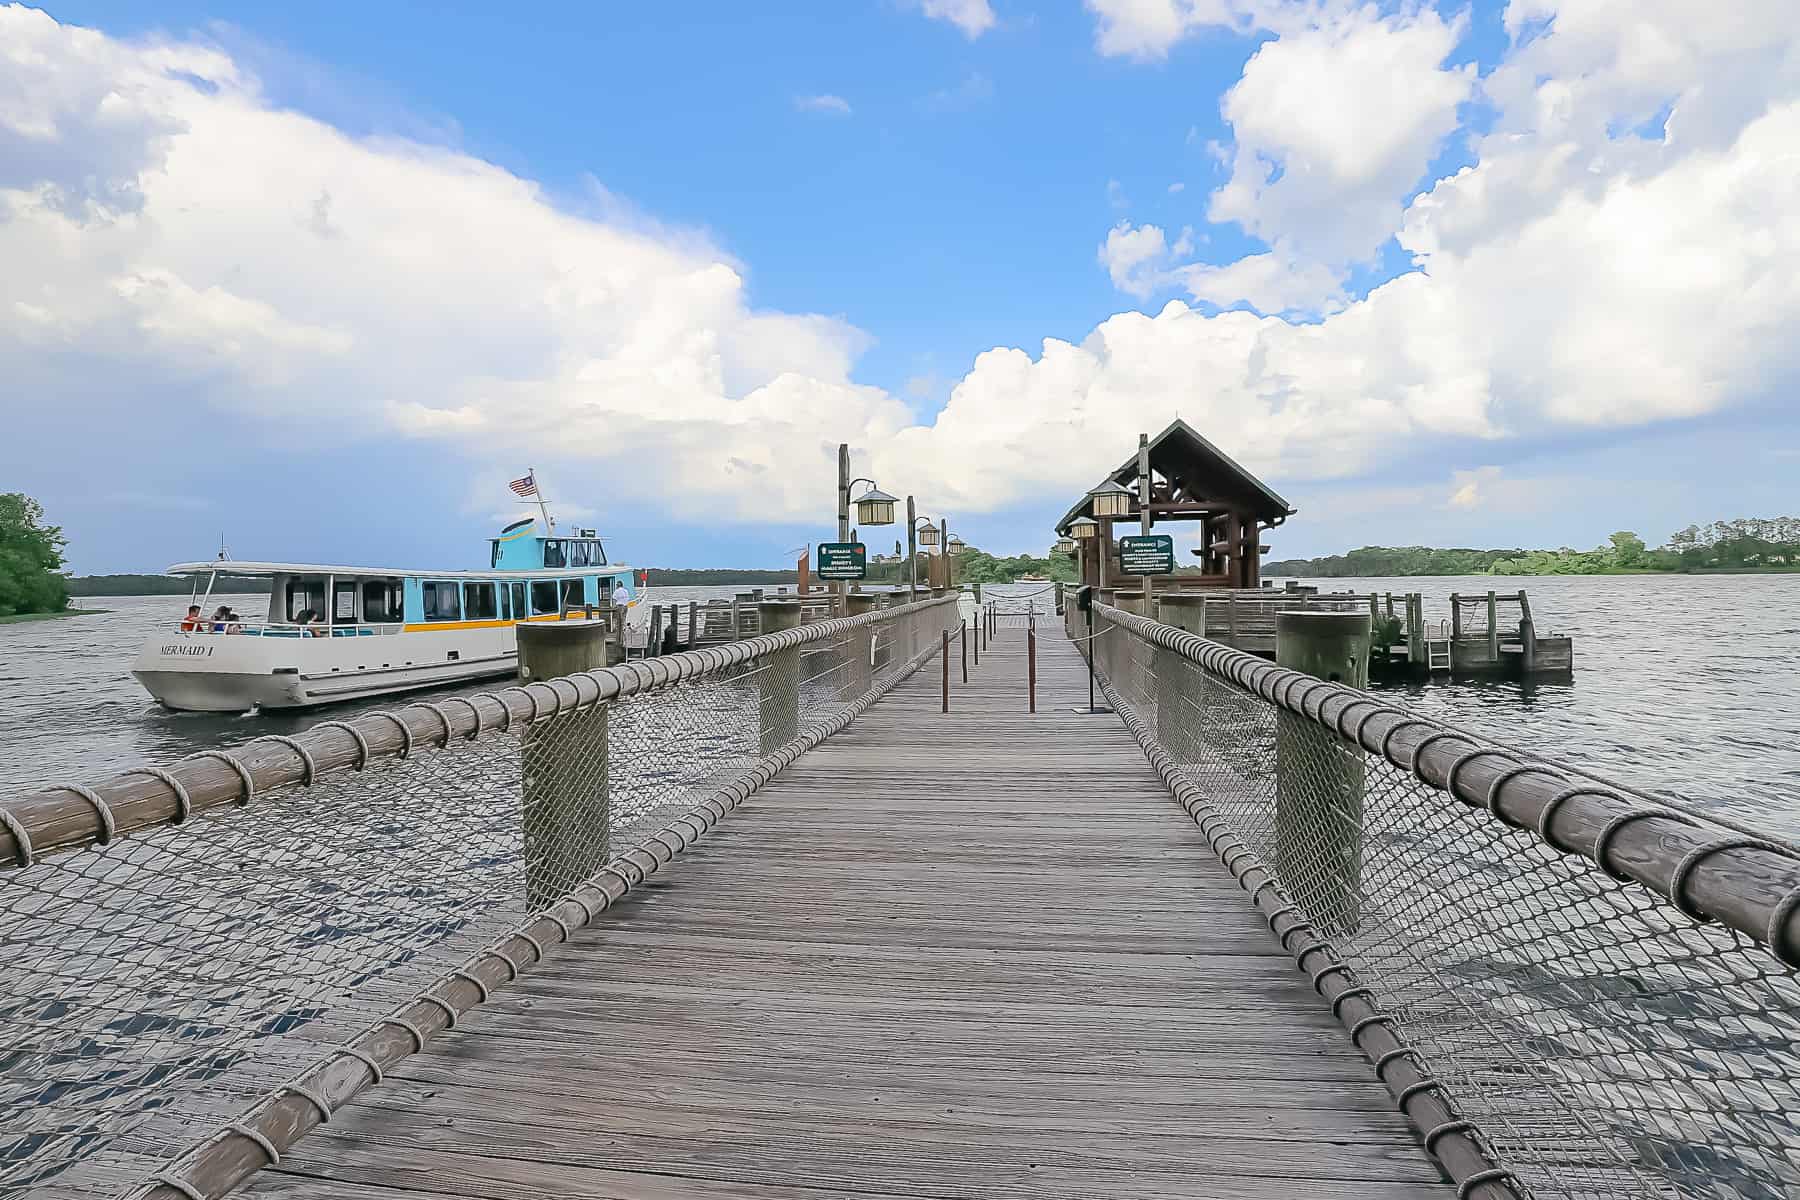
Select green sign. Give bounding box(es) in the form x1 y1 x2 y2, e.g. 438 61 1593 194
816 541 867 580
1118 534 1175 575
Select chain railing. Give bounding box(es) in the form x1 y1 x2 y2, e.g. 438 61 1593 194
0 595 960 1200
1086 600 1800 1200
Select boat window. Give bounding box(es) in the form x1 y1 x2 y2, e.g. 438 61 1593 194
590 539 608 566
465 582 498 621
530 580 560 615
363 579 404 623
543 539 566 569
507 582 527 621
561 579 585 610
286 579 326 622
491 542 502 568
568 540 591 568
333 583 358 623
422 581 462 622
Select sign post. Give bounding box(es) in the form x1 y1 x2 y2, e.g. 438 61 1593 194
816 541 868 581
1118 534 1175 576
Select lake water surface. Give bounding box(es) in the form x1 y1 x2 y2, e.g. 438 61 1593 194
3 575 1797 835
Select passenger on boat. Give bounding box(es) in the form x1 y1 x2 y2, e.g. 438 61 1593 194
211 606 243 634
611 582 630 609
180 605 203 632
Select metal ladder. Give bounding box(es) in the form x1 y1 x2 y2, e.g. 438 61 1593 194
1424 619 1452 672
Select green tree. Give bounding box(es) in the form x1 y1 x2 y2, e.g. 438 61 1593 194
1608 531 1646 567
0 493 69 617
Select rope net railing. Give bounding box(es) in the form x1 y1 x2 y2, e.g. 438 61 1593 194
0 595 961 1200
1085 600 1800 1200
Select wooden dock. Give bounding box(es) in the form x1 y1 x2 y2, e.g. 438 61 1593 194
247 628 1450 1199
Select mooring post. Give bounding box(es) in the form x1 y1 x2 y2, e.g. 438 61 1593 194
757 599 803 754
843 592 878 700
1486 590 1500 664
1274 610 1370 936
961 620 970 682
517 620 609 911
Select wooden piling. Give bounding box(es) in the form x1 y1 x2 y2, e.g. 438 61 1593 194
516 620 609 910
843 593 878 700
1156 593 1207 759
757 600 802 754
1274 610 1370 935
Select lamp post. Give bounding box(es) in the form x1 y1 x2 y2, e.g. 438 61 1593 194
835 442 896 614
908 497 938 598
1068 515 1099 590
1087 479 1136 598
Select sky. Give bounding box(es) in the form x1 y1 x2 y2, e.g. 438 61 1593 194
3 0 1798 573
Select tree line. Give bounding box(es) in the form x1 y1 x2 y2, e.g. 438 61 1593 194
1265 517 1800 577
0 494 69 617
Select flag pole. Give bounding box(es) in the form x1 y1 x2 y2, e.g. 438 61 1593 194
528 465 555 532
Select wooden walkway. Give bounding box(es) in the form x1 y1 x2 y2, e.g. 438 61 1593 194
251 622 1449 1200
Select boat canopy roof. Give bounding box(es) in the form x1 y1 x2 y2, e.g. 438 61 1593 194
164 559 635 582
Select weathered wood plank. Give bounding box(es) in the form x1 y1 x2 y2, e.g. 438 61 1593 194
247 632 1447 1199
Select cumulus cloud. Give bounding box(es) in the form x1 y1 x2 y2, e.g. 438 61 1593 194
794 93 852 115
1093 4 1474 311
1209 4 1475 265
912 0 998 39
1085 0 1310 60
6 3 1800 540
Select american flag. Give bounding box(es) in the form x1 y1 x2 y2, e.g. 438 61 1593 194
508 471 537 498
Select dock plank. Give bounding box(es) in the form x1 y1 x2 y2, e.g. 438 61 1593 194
251 619 1448 1199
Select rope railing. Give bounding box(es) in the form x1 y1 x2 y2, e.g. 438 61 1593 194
1087 600 1800 1200
0 595 961 1199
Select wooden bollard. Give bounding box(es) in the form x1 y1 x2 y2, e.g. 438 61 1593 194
758 600 803 754
843 593 878 700
1274 610 1371 935
517 620 609 911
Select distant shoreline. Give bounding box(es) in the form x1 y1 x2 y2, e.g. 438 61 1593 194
0 608 108 625
1268 566 1800 579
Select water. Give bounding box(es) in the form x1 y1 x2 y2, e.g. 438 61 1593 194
1281 573 1800 836
4 576 1798 835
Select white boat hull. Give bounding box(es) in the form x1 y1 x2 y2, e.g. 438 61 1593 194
132 625 521 712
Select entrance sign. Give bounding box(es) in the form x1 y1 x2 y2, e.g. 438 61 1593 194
816 541 868 581
1118 534 1175 576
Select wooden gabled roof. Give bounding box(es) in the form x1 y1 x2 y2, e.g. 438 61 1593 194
1054 419 1294 534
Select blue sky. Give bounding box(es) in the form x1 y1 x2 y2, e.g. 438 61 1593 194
6 1 1799 573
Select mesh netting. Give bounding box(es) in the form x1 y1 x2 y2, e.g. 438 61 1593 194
1088 604 1800 1200
0 599 957 1199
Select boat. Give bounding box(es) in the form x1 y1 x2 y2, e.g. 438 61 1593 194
131 517 641 712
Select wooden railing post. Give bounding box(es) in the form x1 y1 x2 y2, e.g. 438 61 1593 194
517 620 609 910
1274 610 1370 935
758 600 803 754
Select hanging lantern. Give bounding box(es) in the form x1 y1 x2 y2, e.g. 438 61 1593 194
918 522 940 548
854 487 898 526
1087 478 1136 520
1067 516 1098 540
1054 537 1076 555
